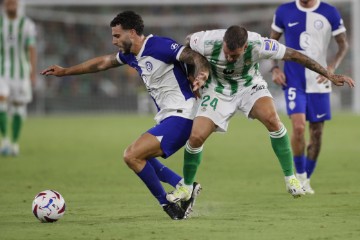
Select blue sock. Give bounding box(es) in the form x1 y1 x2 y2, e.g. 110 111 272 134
148 158 182 188
306 157 317 178
137 161 168 205
294 155 306 174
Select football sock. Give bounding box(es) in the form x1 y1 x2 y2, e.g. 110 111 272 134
269 125 294 177
136 161 168 205
0 111 7 137
148 158 182 188
183 141 203 185
294 155 306 174
11 114 22 143
306 157 317 178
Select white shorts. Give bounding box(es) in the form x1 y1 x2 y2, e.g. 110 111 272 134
196 80 272 132
0 79 32 104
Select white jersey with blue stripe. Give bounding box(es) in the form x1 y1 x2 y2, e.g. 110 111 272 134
272 0 346 93
116 34 196 123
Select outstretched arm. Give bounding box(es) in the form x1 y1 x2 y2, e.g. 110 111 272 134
282 47 354 88
179 47 210 92
41 53 121 77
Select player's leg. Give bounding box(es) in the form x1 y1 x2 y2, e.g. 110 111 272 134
147 157 182 188
250 96 304 197
123 132 184 220
303 93 331 194
9 103 26 156
167 90 234 203
0 80 10 155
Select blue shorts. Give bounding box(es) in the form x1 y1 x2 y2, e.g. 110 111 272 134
147 116 193 159
284 87 331 123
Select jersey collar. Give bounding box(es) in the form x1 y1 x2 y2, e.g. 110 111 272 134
137 34 153 58
296 0 321 12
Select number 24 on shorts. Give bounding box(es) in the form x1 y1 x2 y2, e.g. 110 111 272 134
201 95 218 111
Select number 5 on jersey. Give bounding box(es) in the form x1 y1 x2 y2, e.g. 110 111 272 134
201 95 218 111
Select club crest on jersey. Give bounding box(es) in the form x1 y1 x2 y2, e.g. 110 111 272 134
171 43 179 50
314 20 324 30
263 39 278 52
223 69 234 75
145 61 153 72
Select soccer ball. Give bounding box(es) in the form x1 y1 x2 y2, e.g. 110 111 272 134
32 190 66 223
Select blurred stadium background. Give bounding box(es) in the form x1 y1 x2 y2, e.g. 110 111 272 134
9 0 360 115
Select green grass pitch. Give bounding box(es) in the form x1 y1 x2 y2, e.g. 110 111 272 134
0 113 359 240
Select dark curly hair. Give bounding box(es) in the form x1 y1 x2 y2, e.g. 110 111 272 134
110 11 144 35
224 25 248 51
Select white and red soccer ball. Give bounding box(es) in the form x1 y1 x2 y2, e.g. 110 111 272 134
32 190 66 223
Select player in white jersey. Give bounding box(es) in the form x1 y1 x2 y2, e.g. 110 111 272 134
270 0 349 194
0 0 37 156
166 25 354 202
41 11 209 220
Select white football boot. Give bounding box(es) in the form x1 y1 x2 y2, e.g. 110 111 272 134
166 180 192 203
0 138 11 156
296 172 315 195
285 175 306 198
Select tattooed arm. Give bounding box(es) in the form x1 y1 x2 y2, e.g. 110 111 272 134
41 53 121 77
179 47 210 91
282 48 354 87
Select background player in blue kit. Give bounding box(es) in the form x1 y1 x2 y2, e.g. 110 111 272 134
270 0 349 194
41 11 210 220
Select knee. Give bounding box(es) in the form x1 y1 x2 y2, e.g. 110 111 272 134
189 132 205 149
263 112 282 132
123 147 136 168
292 123 306 138
311 127 323 140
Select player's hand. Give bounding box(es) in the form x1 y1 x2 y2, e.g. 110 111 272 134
317 66 335 85
192 71 208 92
271 67 287 86
327 74 355 88
40 65 66 77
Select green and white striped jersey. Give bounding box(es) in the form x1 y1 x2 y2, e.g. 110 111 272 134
0 14 36 82
190 29 286 96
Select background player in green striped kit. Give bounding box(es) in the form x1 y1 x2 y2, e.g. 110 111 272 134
0 0 37 156
166 25 354 202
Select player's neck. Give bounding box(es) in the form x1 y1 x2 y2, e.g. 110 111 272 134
132 35 146 56
6 11 18 20
299 0 318 8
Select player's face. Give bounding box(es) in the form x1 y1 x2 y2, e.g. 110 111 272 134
4 0 18 16
223 42 247 63
111 25 133 54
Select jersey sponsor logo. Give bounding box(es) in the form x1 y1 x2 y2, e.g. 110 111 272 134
263 39 278 52
171 43 179 50
314 20 324 30
145 61 153 72
316 113 326 118
288 22 299 27
250 84 267 95
223 69 234 75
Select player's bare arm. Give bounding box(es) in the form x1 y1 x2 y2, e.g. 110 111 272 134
29 45 37 86
41 53 120 77
269 30 286 86
179 47 210 91
282 47 355 88
328 32 349 72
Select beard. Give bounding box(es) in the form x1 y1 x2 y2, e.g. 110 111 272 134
121 41 132 54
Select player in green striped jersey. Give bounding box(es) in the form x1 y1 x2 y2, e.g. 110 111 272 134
0 0 37 156
166 26 354 202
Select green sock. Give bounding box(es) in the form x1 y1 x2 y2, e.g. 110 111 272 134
269 125 294 177
183 141 203 185
0 111 7 137
12 114 22 143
